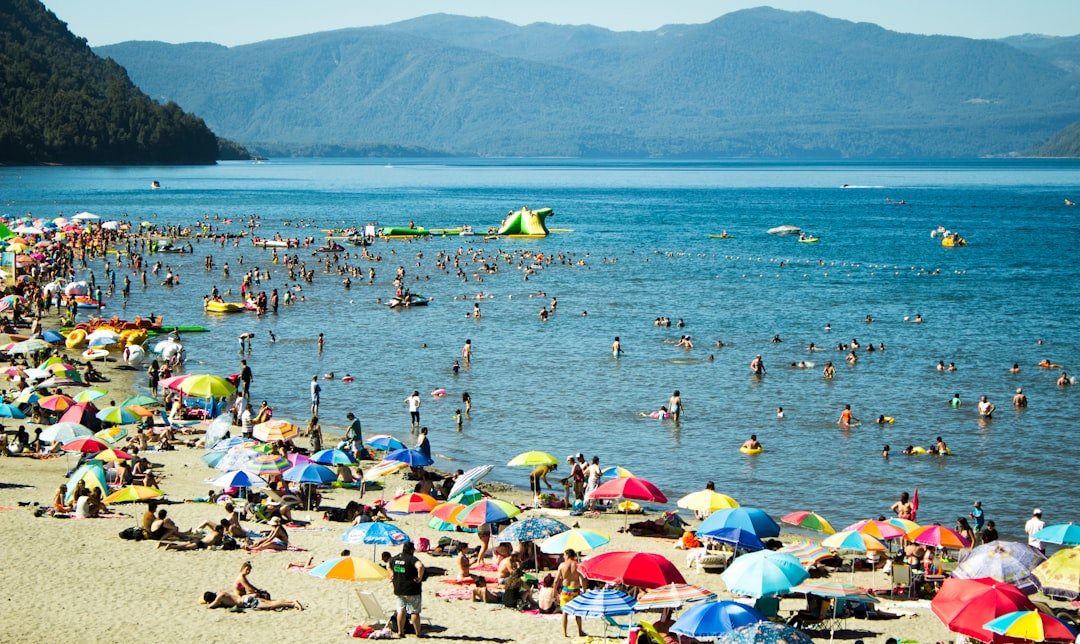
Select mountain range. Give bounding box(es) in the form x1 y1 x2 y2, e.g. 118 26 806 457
96 9 1080 158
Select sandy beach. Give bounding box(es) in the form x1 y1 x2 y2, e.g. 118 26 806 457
0 340 957 644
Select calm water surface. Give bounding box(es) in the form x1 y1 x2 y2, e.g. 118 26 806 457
3 159 1079 542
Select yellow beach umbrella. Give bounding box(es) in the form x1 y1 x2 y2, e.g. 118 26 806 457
677 490 740 513
309 556 390 582
176 374 236 398
103 486 164 504
253 419 299 442
507 451 558 467
1032 546 1080 599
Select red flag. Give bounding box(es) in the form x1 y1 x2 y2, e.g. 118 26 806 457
911 486 920 522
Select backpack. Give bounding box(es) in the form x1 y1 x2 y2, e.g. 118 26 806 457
119 526 147 541
417 537 431 552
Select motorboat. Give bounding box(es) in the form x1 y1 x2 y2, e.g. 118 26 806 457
768 225 801 235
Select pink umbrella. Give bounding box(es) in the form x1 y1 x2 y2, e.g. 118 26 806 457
159 374 192 391
588 476 667 503
287 453 311 467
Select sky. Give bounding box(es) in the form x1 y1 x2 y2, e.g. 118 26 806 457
42 0 1080 47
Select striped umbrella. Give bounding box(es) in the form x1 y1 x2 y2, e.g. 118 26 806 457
716 621 813 644
953 541 1046 593
430 502 466 525
779 540 833 568
73 387 108 403
95 406 138 425
781 511 835 534
244 453 291 476
385 492 439 514
562 588 637 618
92 448 134 462
679 490 740 514
822 530 887 553
907 525 970 549
38 394 77 411
447 488 484 505
886 517 922 533
635 583 717 610
984 610 1078 642
456 499 520 527
309 556 390 582
539 528 610 554
496 516 569 543
103 485 164 504
845 519 907 540
447 464 494 500
210 470 268 489
253 419 300 442
600 465 635 478
365 434 406 451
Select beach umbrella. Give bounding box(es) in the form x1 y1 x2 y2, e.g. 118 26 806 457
842 518 911 538
907 524 971 549
1033 524 1080 547
177 374 235 398
95 406 138 425
309 556 390 582
341 522 411 560
0 403 26 419
73 387 108 403
212 436 254 452
1032 547 1080 600
781 511 836 535
204 415 232 448
600 465 635 478
214 447 259 471
679 490 741 514
60 403 101 431
282 463 336 485
121 395 159 408
12 387 38 405
8 338 49 355
92 448 133 462
562 588 637 618
365 459 408 480
447 464 494 499
539 528 610 555
716 621 814 644
103 486 163 505
699 507 781 539
384 447 433 468
456 498 520 527
85 329 120 343
587 476 667 503
496 516 569 543
700 527 767 552
670 600 766 640
506 451 558 467
792 580 877 600
39 421 93 443
721 550 807 598
253 419 300 442
202 450 226 468
385 492 439 514
95 426 128 445
38 394 77 412
158 374 191 391
932 578 1035 643
779 540 833 569
822 530 887 553
430 502 467 525
580 551 685 589
311 448 356 466
244 453 291 477
73 212 100 220
62 437 109 454
635 583 717 611
953 541 1046 593
287 453 312 467
210 470 268 489
448 488 484 505
65 461 106 503
365 434 406 451
41 330 65 344
984 610 1078 642
38 374 86 389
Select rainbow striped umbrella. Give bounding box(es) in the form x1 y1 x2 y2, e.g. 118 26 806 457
601 465 635 478
539 528 610 554
822 530 887 553
103 485 164 504
845 519 907 540
253 419 300 442
635 583 717 610
886 517 921 533
984 610 1077 642
779 540 833 568
385 492 439 514
92 448 134 462
781 511 835 534
907 525 970 549
73 387 107 403
38 394 77 412
447 488 484 505
309 556 389 582
456 498 520 527
244 453 290 476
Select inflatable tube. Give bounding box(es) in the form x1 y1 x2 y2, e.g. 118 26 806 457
739 446 764 454
82 348 109 360
431 388 448 397
342 375 355 383
65 329 86 349
616 501 642 513
909 446 927 455
204 301 245 313
882 416 895 423
648 410 672 419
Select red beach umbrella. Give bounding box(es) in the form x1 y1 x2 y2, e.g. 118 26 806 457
579 551 685 589
62 437 110 454
587 476 667 503
931 577 1035 643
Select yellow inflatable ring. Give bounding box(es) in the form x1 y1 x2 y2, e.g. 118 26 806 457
739 446 764 454
65 329 86 349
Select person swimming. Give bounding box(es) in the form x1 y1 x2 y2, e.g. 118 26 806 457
950 393 962 408
741 434 762 450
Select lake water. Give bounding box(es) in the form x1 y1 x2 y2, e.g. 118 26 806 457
3 158 1079 542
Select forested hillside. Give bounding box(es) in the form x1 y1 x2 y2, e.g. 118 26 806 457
0 0 242 164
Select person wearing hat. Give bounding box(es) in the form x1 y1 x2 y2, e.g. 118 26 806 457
1025 508 1045 553
1012 388 1028 407
246 516 290 552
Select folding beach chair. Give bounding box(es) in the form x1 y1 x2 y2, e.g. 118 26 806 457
354 590 432 629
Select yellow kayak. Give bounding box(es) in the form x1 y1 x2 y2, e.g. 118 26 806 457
204 301 245 313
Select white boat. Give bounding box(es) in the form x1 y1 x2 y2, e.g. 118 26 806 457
767 225 802 235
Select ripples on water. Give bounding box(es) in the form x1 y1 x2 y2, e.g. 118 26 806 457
3 159 1078 541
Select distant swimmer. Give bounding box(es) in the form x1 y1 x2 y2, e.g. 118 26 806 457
824 323 832 332
978 395 996 418
741 434 762 450
882 444 890 459
771 335 782 343
1013 388 1028 407
1038 359 1063 369
640 405 670 420
715 339 726 349
838 404 859 427
913 314 923 323
822 361 835 380
1066 198 1075 207
668 391 682 423
776 407 784 419
1057 372 1072 387
611 337 623 358
676 335 693 349
1010 363 1021 374
865 315 874 323
937 360 946 372
750 354 766 375
806 343 823 351
950 393 962 408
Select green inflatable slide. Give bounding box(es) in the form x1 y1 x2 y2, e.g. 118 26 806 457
497 207 552 236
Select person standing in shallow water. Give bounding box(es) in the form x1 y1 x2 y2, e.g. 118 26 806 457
668 391 682 423
611 336 622 358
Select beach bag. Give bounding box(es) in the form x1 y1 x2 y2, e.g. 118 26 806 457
221 536 240 550
417 537 431 552
119 526 146 541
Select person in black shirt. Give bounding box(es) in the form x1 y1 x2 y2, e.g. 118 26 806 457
390 542 425 637
239 359 253 397
981 520 999 544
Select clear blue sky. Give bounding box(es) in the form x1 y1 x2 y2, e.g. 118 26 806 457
43 0 1080 47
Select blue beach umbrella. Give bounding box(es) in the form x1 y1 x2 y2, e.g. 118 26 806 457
311 448 357 466
384 448 433 468
700 527 767 553
1034 524 1080 547
41 330 65 344
341 522 411 559
496 516 570 543
0 403 26 419
210 470 268 489
562 588 637 618
716 621 814 644
202 450 226 468
670 600 766 640
720 550 808 598
365 434 406 451
699 507 781 538
282 462 336 484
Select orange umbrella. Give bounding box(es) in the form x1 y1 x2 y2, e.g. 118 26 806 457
385 492 438 514
907 525 971 549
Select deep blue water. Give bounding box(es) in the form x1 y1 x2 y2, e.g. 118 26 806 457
3 158 1079 542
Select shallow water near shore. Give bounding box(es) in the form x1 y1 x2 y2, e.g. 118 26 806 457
4 158 1079 542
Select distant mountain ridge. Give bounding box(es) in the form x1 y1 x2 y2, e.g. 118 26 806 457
97 8 1080 158
0 0 243 164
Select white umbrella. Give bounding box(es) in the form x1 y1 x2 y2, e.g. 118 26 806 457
101 221 120 230
13 225 44 235
448 464 495 499
215 447 258 472
40 422 94 443
8 339 50 354
72 212 100 220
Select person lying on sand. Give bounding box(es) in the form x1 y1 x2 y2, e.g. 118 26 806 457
202 591 303 611
158 519 227 550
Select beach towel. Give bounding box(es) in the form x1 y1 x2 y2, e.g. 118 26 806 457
248 545 307 553
472 563 497 572
438 578 475 585
521 609 561 620
434 588 473 600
